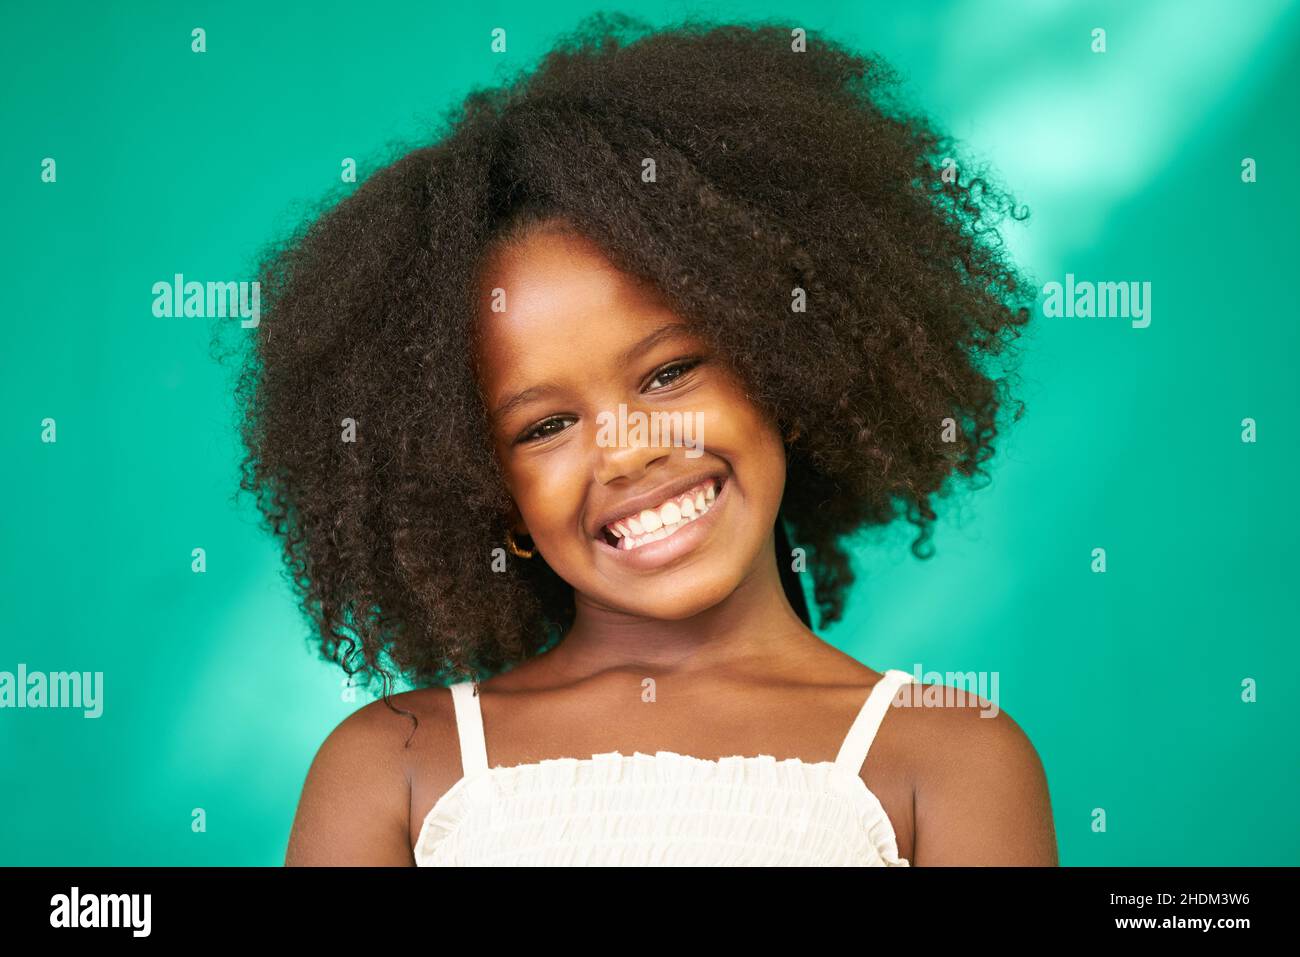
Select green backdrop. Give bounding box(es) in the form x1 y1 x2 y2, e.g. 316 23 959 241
3 0 1296 866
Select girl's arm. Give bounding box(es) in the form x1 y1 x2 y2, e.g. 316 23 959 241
910 699 1059 866
284 701 415 866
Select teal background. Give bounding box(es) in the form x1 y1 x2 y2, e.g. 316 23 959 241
2 0 1296 866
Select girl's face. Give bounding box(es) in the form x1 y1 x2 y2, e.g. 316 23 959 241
473 224 788 621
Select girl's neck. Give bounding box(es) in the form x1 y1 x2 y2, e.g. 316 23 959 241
535 545 815 684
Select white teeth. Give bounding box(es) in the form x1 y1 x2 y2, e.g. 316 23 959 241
601 479 725 550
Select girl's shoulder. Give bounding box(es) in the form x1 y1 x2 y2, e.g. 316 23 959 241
888 681 1057 865
286 690 445 865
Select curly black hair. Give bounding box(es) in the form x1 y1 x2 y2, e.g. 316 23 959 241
226 13 1034 704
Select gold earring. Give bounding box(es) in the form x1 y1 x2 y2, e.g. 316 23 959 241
785 425 802 444
505 528 535 559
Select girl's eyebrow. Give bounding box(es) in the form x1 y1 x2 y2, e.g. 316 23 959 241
614 321 690 367
492 381 564 424
491 321 691 423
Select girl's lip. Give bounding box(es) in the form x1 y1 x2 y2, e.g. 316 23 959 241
593 477 729 570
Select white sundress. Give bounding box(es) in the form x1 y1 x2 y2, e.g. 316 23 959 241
415 668 918 866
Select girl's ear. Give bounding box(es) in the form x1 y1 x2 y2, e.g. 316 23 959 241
503 500 536 559
505 500 529 537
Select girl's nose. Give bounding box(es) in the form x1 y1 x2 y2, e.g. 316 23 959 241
591 401 674 485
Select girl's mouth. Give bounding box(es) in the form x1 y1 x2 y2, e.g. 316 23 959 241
599 476 723 549
594 476 729 569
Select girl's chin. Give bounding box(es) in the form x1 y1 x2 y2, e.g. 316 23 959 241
590 579 737 621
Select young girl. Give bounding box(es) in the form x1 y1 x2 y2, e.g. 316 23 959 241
245 14 1058 866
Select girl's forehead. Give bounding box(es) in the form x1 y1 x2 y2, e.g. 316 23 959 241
473 228 693 372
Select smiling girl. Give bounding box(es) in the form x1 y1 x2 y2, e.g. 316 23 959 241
247 14 1057 866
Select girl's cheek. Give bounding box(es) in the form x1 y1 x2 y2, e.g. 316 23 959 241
516 448 588 532
701 388 781 453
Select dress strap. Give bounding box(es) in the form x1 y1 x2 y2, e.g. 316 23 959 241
833 669 916 777
448 680 489 778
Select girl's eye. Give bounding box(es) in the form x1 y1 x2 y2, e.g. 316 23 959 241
517 415 575 444
513 358 704 444
646 357 704 391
